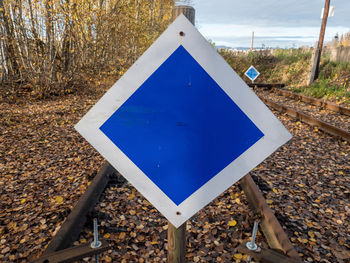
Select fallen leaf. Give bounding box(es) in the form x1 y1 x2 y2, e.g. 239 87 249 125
228 220 237 227
55 196 63 204
308 231 315 238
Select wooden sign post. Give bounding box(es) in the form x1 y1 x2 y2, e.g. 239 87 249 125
167 5 195 263
172 5 195 25
168 222 186 263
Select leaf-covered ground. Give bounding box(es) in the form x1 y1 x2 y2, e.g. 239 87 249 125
0 85 349 262
251 112 350 263
75 179 259 263
0 85 109 262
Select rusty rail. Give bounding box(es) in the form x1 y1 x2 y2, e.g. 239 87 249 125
34 158 301 262
240 175 301 261
32 239 110 263
237 242 300 263
261 97 350 142
42 161 116 255
248 83 285 89
272 88 350 117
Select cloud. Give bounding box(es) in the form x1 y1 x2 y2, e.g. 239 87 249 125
198 23 349 48
192 0 350 27
190 0 350 47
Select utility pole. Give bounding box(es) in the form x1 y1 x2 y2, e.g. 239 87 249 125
308 0 331 85
250 31 254 51
316 0 331 79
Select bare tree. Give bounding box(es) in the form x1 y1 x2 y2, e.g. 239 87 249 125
0 0 174 96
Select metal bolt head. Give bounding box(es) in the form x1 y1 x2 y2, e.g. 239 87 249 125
246 241 258 251
91 240 102 249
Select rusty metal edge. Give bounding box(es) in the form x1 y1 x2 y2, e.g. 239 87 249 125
42 161 116 255
262 97 350 142
248 83 285 89
240 175 301 261
272 88 350 117
31 239 110 263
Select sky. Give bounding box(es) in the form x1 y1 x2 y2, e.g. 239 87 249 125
181 0 350 48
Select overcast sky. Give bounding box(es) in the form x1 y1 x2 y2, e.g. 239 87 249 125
186 0 350 48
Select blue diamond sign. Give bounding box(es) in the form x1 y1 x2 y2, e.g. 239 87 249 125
75 15 292 227
245 65 260 82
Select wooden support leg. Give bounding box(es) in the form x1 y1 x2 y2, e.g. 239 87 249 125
167 221 186 263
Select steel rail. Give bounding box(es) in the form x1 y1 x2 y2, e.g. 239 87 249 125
34 157 301 262
248 83 285 89
237 242 301 263
271 88 350 117
31 239 110 263
261 97 350 142
240 175 301 261
250 83 350 116
42 161 116 255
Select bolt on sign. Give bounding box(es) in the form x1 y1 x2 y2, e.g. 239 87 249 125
75 15 292 228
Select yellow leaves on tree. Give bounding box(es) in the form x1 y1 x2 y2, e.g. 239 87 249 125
0 0 174 95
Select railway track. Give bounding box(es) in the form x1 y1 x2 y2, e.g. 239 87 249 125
32 163 301 262
2 83 349 263
30 85 350 263
253 86 350 142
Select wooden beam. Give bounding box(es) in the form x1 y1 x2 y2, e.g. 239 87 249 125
168 222 186 263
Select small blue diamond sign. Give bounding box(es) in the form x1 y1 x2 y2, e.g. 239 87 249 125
245 65 260 82
75 15 292 227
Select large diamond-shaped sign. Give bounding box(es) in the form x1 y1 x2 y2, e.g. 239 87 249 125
75 15 292 228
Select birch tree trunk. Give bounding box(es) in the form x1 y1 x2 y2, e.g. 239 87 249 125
0 0 19 78
0 0 174 95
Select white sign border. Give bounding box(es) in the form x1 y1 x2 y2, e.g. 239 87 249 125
75 15 292 228
245 65 260 82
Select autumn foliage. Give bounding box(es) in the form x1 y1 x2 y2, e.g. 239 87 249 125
0 0 174 96
337 32 350 47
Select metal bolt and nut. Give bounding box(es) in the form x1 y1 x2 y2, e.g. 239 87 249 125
91 218 102 263
246 221 259 263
